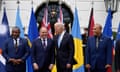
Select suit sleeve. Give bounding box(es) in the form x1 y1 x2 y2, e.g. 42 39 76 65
31 41 36 63
3 40 10 61
115 40 120 69
67 35 74 64
106 38 112 65
85 37 90 65
21 39 30 61
50 40 55 64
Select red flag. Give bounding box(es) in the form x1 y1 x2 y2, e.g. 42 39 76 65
87 8 94 72
42 7 53 38
88 8 94 37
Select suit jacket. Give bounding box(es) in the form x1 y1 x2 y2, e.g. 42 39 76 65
115 40 120 70
31 38 55 68
86 35 112 70
3 37 30 71
54 32 77 68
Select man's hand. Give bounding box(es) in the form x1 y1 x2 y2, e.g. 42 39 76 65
105 64 111 68
49 64 54 70
85 64 91 69
9 58 17 64
9 58 23 65
66 64 72 68
33 63 39 70
16 59 23 64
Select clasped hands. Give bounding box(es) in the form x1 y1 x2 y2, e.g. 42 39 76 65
9 58 23 65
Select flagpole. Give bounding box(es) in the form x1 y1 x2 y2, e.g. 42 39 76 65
31 0 33 8
91 0 94 8
17 0 20 6
2 0 6 8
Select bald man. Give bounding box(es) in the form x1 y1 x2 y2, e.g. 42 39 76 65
31 27 55 72
54 22 77 72
85 24 112 72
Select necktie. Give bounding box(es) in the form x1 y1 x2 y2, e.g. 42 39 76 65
43 39 46 48
15 39 18 52
96 37 99 49
58 35 61 48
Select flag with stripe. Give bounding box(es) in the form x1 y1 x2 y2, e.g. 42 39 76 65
57 5 63 23
88 8 94 37
71 7 84 72
42 7 53 38
26 7 39 72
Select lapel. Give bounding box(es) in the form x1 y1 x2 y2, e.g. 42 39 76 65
92 37 96 49
11 38 15 49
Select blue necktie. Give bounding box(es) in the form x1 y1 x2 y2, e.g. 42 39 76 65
58 35 61 48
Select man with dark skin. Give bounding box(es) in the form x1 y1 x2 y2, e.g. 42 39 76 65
3 26 30 72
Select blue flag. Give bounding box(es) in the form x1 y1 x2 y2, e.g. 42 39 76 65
0 7 10 49
103 8 112 38
71 8 84 72
28 8 39 41
15 6 24 38
116 23 120 40
0 7 10 72
26 8 39 72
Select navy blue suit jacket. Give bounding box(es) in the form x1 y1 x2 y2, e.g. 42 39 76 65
86 35 112 70
54 32 77 68
3 37 30 71
31 38 55 68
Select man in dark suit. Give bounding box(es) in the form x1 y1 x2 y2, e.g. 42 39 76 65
85 24 112 72
115 40 120 72
54 22 76 72
31 27 55 72
3 26 30 72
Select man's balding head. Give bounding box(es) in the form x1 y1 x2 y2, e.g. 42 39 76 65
39 27 48 38
93 23 102 36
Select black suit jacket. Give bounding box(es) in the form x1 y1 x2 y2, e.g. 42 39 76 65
54 32 77 68
115 40 120 70
31 38 55 68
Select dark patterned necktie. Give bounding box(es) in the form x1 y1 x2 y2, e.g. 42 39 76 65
43 39 46 48
15 39 18 52
96 37 99 49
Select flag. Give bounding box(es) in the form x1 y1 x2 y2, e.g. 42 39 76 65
102 8 112 72
0 7 10 49
86 7 95 72
42 7 53 38
116 23 120 40
71 7 84 72
57 5 63 23
88 8 94 37
26 7 39 72
0 7 10 72
103 8 112 38
28 8 39 42
15 6 24 38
